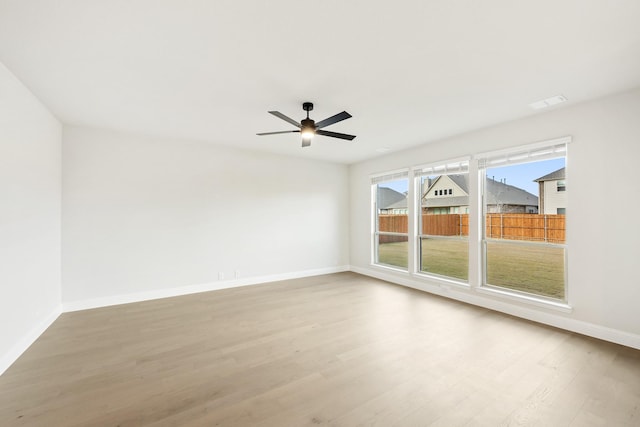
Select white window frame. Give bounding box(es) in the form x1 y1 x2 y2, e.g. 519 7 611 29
476 137 570 306
370 169 410 271
413 157 471 284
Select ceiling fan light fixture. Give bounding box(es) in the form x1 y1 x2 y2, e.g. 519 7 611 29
300 117 316 144
301 130 314 147
257 102 356 147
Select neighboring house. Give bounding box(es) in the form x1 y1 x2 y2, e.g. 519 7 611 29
384 198 409 214
422 174 470 214
422 174 538 214
534 167 566 214
377 186 408 214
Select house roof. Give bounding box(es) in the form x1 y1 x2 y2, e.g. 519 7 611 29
534 167 566 182
448 175 469 193
377 187 406 209
424 196 470 208
484 178 538 206
422 174 538 208
386 198 410 210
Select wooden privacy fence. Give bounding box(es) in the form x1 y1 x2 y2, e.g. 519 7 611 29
377 214 409 244
422 214 469 237
485 213 565 243
378 213 565 243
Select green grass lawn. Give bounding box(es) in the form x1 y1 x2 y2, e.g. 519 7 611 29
378 239 565 299
486 240 565 299
377 241 410 269
421 238 469 281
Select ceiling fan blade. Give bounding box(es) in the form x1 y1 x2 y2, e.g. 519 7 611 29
316 129 356 141
301 139 311 148
256 130 300 136
268 111 301 128
315 111 352 129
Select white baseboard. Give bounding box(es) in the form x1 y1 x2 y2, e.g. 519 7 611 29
62 265 351 312
350 265 640 350
0 305 62 376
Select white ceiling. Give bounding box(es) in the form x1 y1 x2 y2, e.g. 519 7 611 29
1 1 640 164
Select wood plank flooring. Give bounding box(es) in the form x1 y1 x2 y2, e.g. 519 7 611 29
1 272 639 426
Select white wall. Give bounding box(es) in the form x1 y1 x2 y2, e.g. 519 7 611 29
350 88 640 348
62 127 349 307
0 63 62 373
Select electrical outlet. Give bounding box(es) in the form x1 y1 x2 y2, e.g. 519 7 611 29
234 270 240 279
218 272 224 280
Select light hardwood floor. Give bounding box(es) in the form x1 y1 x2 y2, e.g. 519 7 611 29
1 272 639 426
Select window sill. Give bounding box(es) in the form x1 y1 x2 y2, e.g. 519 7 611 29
413 272 470 290
370 263 410 275
475 286 573 313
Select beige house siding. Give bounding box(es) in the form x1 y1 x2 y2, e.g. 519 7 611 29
422 175 469 214
424 175 465 198
542 180 567 214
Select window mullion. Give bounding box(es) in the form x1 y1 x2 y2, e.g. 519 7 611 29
407 169 416 274
468 158 482 288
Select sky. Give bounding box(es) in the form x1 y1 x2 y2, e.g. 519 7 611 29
382 179 409 194
487 157 565 196
380 157 565 197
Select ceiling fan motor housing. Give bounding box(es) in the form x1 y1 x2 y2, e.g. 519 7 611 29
302 103 316 134
301 118 316 131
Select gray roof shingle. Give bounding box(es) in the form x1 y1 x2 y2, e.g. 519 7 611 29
534 167 565 182
485 178 538 206
377 187 406 209
424 196 469 208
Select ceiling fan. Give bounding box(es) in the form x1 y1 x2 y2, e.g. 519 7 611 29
257 102 356 147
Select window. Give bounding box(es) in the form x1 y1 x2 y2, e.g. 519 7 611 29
479 141 567 300
369 137 569 308
372 171 409 270
414 159 469 282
